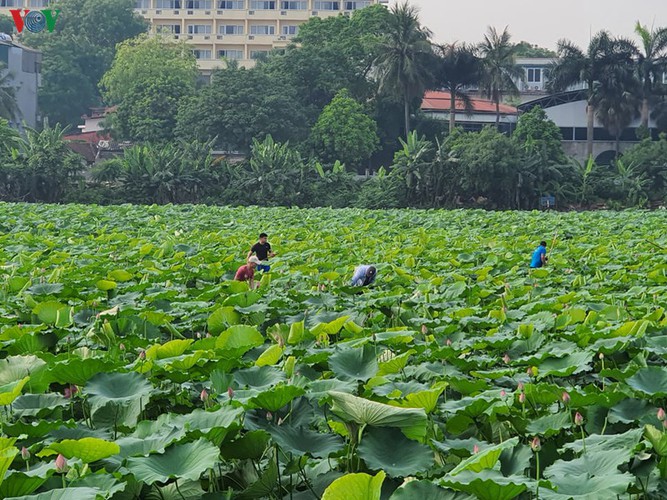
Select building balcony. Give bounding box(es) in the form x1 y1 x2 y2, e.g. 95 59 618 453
245 9 283 19
276 9 310 19
214 33 246 42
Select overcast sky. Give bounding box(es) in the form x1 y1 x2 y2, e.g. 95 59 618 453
394 0 667 50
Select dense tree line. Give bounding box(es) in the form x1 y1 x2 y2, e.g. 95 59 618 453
2 1 667 209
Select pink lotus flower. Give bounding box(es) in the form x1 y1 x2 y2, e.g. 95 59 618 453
502 354 510 364
473 444 480 454
530 437 541 452
200 389 208 402
574 412 584 426
63 385 78 399
227 387 234 399
500 390 507 398
562 392 570 404
21 447 30 460
519 392 526 404
658 408 666 421
55 454 67 473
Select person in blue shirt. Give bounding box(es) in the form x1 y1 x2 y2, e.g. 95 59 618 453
530 241 548 268
350 265 377 287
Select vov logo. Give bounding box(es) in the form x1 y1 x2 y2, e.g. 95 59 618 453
10 9 61 33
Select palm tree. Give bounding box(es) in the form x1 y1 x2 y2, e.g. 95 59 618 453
433 43 483 133
478 26 523 129
593 77 641 155
375 1 433 137
634 22 667 129
548 31 637 158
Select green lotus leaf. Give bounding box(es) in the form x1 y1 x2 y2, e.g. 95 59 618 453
450 438 519 475
145 480 204 500
215 325 264 354
0 445 19 489
378 350 415 376
126 438 219 485
328 391 428 440
322 471 385 500
39 438 120 463
440 470 529 500
223 291 261 308
96 280 117 291
4 487 102 500
269 425 345 459
145 339 193 360
108 270 133 282
311 315 351 337
0 462 56 498
329 344 379 382
539 473 635 499
626 366 667 396
255 344 284 367
32 301 72 326
543 449 629 479
208 307 241 335
26 283 64 296
358 427 434 477
49 358 116 386
562 428 643 455
525 412 572 438
247 384 305 411
234 366 286 388
0 377 30 406
644 425 667 456
0 355 49 393
116 426 185 458
220 430 271 460
390 480 474 499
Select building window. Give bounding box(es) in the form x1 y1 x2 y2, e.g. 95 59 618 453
0 0 19 5
250 50 269 59
218 0 244 7
218 49 244 60
527 68 542 83
250 25 275 35
250 0 276 8
344 1 370 9
219 24 244 35
192 49 212 59
314 1 339 10
157 0 181 7
157 24 181 34
281 0 306 8
187 24 212 34
29 0 52 6
186 0 212 7
282 25 299 35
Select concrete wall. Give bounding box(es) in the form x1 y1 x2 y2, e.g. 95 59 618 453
1 42 41 129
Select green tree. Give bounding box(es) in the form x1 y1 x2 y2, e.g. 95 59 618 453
101 35 198 143
375 1 433 137
548 31 637 158
620 134 667 199
479 26 523 129
513 41 557 58
593 78 641 155
0 14 14 35
433 43 482 133
634 22 667 129
22 0 148 126
175 63 308 152
310 90 379 170
513 106 567 165
0 64 18 121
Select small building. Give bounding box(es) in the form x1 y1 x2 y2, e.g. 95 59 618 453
421 90 518 133
0 34 41 129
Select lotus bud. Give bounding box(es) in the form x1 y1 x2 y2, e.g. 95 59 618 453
502 353 510 364
562 391 570 404
421 325 428 335
517 382 524 391
119 343 125 351
500 390 507 398
530 437 541 452
266 412 273 421
196 332 202 339
658 408 666 421
206 332 212 338
598 352 604 360
21 447 30 460
446 339 452 346
473 444 479 454
519 392 526 404
139 350 146 360
227 387 234 399
55 454 68 473
200 389 209 402
574 412 584 426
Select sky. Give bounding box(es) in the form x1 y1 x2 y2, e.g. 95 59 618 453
393 0 667 50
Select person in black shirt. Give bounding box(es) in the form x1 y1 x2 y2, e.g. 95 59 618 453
247 232 276 272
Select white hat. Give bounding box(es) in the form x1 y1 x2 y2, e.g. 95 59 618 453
248 256 261 265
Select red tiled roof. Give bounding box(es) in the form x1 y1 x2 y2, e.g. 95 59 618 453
63 131 110 144
422 91 518 115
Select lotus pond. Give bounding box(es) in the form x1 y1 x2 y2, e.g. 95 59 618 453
1 203 667 500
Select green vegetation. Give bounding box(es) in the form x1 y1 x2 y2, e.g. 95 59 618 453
0 203 666 498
